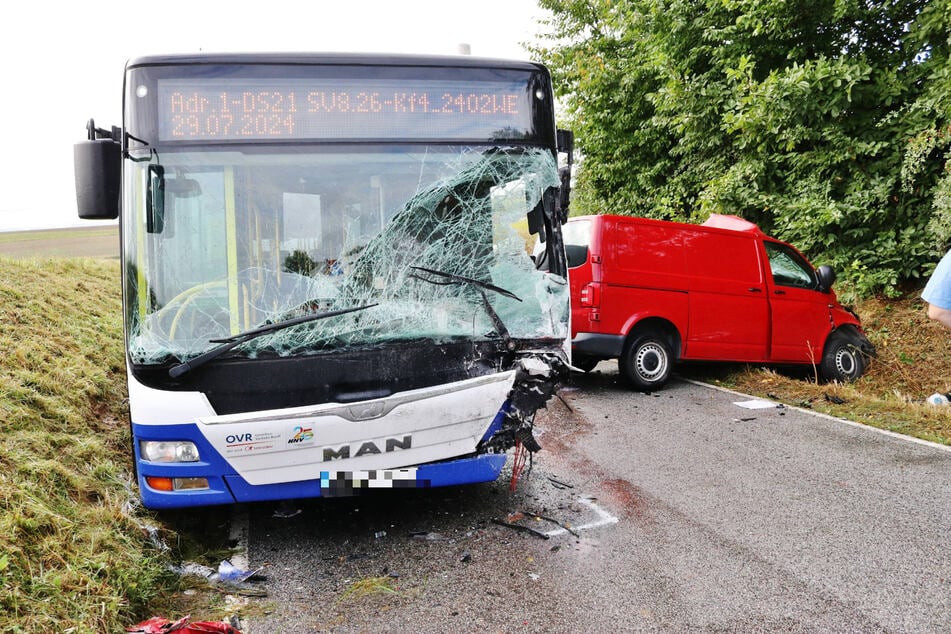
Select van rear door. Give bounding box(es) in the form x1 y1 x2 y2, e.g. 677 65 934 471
684 228 768 360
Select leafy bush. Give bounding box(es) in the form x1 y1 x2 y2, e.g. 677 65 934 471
533 0 951 296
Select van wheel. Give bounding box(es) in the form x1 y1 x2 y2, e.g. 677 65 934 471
620 334 672 390
820 331 866 383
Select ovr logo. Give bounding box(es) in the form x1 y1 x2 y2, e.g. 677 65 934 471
226 433 254 444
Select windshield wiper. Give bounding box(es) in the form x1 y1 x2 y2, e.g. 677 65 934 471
409 266 521 349
409 266 522 302
168 304 377 378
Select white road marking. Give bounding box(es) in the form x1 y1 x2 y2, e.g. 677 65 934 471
684 378 951 453
542 496 619 537
229 505 250 571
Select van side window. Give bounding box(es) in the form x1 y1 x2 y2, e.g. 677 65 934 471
765 241 818 289
562 219 591 268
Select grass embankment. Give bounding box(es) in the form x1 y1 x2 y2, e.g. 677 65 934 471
690 295 951 446
0 257 170 632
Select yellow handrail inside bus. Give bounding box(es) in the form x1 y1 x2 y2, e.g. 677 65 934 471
225 167 239 335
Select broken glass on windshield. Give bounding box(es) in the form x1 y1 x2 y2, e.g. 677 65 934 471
124 146 567 365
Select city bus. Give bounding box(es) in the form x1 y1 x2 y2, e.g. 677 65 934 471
74 53 573 509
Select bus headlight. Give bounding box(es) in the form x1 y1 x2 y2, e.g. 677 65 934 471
140 440 200 463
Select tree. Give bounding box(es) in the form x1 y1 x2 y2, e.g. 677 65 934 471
283 249 317 276
532 0 951 296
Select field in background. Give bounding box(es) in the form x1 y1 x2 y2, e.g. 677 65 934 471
0 225 119 259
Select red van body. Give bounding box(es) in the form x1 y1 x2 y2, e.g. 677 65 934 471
564 214 874 389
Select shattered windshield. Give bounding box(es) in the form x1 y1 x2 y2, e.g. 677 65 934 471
123 146 567 365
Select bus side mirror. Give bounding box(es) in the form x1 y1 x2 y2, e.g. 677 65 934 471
74 138 120 220
817 264 836 293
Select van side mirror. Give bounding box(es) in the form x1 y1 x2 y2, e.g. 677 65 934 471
74 137 121 220
817 265 836 293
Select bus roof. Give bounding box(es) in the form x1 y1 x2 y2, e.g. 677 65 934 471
125 52 547 73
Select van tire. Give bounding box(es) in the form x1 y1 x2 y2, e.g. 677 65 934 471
820 330 866 383
620 334 672 390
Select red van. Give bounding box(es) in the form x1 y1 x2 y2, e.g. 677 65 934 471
564 214 874 389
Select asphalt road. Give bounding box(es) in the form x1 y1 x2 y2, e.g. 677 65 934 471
240 363 951 632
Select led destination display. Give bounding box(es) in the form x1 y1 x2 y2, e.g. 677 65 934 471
156 77 535 141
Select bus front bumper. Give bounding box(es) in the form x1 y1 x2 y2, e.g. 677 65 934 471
137 452 508 509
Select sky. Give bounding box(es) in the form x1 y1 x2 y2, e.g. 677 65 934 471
0 0 552 232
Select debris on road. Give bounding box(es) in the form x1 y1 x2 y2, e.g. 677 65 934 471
169 560 267 598
216 559 265 584
547 476 574 490
734 399 778 410
410 531 446 541
126 615 241 633
926 392 950 406
492 509 580 539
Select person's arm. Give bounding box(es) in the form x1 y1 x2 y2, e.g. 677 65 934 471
926 302 951 331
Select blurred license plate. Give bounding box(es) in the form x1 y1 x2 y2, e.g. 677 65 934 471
319 469 427 496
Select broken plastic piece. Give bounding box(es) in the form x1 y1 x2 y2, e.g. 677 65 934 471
491 517 551 540
126 616 241 633
215 559 264 584
523 510 580 537
926 392 950 406
493 509 580 539
733 399 777 410
547 476 574 490
410 531 446 541
127 616 190 633
170 562 215 580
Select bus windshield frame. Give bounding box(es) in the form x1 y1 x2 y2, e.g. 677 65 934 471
120 56 568 383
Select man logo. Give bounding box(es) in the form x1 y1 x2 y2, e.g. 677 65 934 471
322 436 412 461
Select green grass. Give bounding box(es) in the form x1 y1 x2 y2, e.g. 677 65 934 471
0 256 173 632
